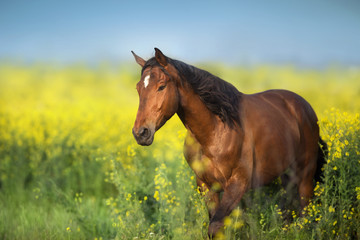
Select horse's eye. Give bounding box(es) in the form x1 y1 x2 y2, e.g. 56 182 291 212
158 85 166 91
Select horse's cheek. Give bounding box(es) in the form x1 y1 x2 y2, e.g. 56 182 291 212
162 90 175 113
157 93 166 112
154 94 169 122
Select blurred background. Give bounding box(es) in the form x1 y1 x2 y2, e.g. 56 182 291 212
1 0 360 66
1 1 360 239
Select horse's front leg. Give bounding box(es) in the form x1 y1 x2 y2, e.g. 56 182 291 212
197 177 220 219
208 177 248 237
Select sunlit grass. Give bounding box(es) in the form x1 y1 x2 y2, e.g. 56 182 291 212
0 63 359 239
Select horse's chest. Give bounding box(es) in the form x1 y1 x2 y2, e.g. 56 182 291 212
183 132 230 189
188 155 227 189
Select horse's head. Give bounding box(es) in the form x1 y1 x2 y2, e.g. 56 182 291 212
132 48 180 146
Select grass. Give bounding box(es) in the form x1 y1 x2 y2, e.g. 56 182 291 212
0 188 116 239
0 62 359 239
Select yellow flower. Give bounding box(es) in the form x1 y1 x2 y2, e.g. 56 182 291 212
214 231 225 240
224 216 232 227
154 191 160 201
231 208 242 218
233 220 244 229
329 206 335 213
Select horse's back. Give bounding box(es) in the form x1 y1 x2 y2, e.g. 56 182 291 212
244 89 318 130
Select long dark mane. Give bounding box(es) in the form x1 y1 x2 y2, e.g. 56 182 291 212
142 57 242 127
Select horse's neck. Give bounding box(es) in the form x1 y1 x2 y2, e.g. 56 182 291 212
176 83 219 146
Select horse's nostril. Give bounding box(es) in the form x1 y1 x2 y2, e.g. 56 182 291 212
133 126 153 145
139 127 149 138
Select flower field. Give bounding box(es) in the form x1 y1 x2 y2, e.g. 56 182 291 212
0 63 359 239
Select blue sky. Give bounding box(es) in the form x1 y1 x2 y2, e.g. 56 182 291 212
1 0 359 65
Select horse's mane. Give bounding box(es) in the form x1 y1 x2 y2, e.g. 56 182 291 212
142 57 242 127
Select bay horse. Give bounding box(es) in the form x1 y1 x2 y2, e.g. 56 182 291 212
131 48 326 236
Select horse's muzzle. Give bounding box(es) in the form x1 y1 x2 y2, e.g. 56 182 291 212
132 126 154 146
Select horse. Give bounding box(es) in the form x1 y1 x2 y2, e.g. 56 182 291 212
131 48 327 236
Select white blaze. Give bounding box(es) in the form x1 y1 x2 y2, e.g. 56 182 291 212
144 75 150 88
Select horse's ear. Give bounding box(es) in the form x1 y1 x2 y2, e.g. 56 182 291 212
155 48 167 67
131 51 146 67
